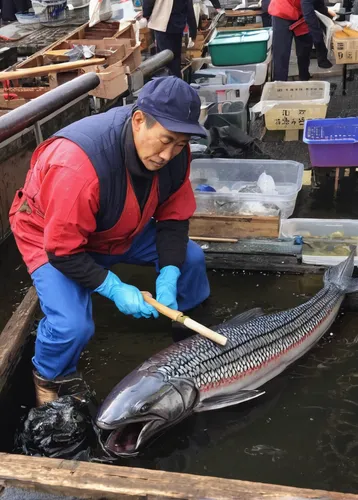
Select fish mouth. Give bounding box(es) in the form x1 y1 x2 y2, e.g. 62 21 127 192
100 418 166 457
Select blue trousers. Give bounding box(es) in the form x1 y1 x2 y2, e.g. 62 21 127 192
31 221 210 380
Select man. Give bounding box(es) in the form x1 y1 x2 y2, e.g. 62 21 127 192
143 0 197 78
269 0 335 81
9 76 210 407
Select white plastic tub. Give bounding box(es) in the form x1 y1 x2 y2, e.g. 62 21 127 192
280 218 358 265
254 81 331 130
280 218 358 240
208 60 270 86
190 158 304 218
192 70 255 108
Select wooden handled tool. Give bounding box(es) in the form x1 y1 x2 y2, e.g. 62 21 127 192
0 59 106 82
141 292 227 347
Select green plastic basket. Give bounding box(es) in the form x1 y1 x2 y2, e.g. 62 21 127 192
209 29 270 66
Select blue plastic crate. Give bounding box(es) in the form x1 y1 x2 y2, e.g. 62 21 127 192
303 117 358 167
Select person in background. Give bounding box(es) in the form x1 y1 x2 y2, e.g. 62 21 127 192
261 0 272 27
193 0 222 28
1 0 31 22
143 0 197 78
9 76 210 407
269 0 336 81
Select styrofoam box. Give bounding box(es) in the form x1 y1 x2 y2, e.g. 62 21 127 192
190 158 304 218
280 218 358 240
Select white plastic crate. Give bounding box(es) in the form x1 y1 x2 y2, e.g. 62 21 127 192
190 158 304 218
192 71 254 109
253 81 331 130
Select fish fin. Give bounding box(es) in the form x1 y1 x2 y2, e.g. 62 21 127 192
221 308 265 327
324 247 358 293
194 389 265 413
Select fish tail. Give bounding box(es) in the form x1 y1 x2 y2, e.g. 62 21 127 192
324 246 358 294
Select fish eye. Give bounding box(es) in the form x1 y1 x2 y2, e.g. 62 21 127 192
140 403 150 413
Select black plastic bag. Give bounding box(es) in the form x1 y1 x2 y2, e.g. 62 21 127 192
16 395 96 460
191 124 271 161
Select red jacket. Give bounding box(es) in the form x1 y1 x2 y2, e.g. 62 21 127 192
269 0 302 20
9 138 195 275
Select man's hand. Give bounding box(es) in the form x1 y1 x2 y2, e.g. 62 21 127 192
328 7 337 18
156 266 181 310
95 271 159 319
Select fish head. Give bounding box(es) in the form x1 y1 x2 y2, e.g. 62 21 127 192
95 367 198 457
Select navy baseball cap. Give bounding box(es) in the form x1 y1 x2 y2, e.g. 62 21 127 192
136 76 207 138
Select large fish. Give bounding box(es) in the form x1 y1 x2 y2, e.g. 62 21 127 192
96 250 358 457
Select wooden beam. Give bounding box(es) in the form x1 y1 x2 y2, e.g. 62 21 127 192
204 252 326 274
189 214 280 239
0 287 38 397
0 453 357 500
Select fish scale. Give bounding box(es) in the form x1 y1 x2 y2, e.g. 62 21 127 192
154 285 342 389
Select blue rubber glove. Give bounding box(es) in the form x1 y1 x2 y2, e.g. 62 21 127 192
156 265 181 310
95 271 159 319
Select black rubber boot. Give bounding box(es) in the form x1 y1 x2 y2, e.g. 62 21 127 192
33 370 91 407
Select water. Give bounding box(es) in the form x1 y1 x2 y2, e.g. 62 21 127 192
1 239 358 493
79 264 358 493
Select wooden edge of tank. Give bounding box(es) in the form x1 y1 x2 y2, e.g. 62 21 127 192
0 452 357 500
0 286 38 398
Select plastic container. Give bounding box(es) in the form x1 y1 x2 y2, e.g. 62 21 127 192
281 219 358 265
258 81 330 130
303 117 358 167
208 60 269 86
31 0 68 25
192 68 255 86
208 29 271 66
192 70 255 108
204 100 248 132
15 12 41 25
190 158 304 218
280 218 358 240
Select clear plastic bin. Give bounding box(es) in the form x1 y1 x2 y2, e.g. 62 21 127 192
280 218 358 240
192 69 255 86
208 60 269 86
192 71 254 108
204 100 248 132
190 158 304 218
256 81 331 130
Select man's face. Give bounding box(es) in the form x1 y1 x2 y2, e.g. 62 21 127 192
132 110 190 171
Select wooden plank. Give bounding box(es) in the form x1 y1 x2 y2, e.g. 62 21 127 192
189 214 280 239
0 287 38 397
224 9 263 16
217 23 262 31
204 252 326 273
0 453 357 500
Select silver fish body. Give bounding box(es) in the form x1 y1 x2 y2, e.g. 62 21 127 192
96 250 358 457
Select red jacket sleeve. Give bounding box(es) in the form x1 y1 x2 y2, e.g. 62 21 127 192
34 138 100 257
154 149 196 221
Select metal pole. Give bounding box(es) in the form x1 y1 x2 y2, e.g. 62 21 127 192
0 72 100 143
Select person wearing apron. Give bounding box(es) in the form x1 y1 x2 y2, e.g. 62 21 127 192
9 76 210 406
